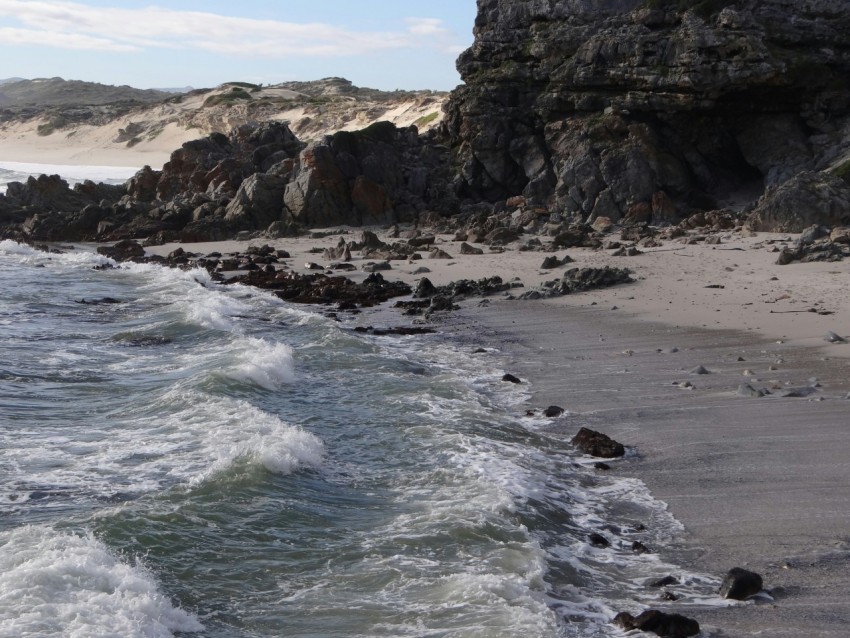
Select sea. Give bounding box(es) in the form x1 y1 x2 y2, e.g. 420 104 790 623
0 161 138 193
0 166 721 637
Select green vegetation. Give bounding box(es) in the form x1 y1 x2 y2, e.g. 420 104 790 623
414 112 439 128
36 115 66 136
203 87 254 107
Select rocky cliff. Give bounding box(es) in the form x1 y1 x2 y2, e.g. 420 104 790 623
444 0 850 229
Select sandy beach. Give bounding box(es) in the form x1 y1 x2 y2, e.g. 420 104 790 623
145 225 850 636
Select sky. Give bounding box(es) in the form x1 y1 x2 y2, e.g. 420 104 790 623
0 0 478 91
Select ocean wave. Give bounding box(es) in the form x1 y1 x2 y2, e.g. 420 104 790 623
0 526 203 638
225 337 296 390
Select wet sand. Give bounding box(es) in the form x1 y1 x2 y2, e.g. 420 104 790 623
458 300 850 637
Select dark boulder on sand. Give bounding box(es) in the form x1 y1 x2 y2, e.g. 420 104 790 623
719 567 763 600
613 610 700 638
571 427 625 458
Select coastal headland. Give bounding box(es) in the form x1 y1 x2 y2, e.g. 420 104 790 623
3 0 850 635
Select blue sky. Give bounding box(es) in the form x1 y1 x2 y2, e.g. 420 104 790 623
0 0 477 90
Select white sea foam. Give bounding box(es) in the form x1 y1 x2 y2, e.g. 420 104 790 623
0 161 138 192
226 337 296 390
0 526 203 638
0 240 114 269
146 391 325 480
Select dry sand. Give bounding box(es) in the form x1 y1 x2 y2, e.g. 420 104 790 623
147 225 850 635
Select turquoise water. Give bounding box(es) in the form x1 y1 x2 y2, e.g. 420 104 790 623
0 240 716 637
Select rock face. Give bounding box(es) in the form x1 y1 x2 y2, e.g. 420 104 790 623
445 0 850 227
1 120 454 242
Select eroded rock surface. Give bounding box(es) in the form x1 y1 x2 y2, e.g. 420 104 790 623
445 0 850 227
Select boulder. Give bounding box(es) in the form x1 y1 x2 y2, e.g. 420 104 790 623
224 172 288 229
746 172 850 233
571 427 625 458
613 610 700 638
719 567 763 600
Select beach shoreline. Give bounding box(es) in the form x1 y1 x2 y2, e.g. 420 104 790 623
454 300 850 637
142 225 850 635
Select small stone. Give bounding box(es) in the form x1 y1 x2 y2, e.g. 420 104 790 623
543 405 565 417
632 541 650 554
825 331 847 344
737 384 765 398
689 365 710 375
502 373 522 384
594 462 611 471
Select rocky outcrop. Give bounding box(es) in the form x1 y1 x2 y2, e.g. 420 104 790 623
282 122 445 227
445 0 850 226
745 171 850 232
1 119 455 242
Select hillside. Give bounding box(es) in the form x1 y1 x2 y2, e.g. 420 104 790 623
0 77 448 168
0 77 171 107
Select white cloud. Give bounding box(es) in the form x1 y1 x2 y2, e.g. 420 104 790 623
0 1 463 57
0 26 139 51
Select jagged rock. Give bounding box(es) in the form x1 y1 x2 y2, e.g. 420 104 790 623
445 1 850 223
540 254 573 269
747 172 850 232
525 266 632 299
96 239 145 262
234 269 411 307
613 610 700 638
719 567 763 600
413 277 438 298
323 238 352 262
571 427 625 458
224 172 288 229
825 331 847 344
460 242 484 255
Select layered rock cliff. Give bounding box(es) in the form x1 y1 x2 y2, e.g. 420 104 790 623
445 0 850 228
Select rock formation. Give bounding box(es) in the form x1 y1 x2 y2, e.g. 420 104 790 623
0 120 454 242
3 2 850 241
444 0 850 229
